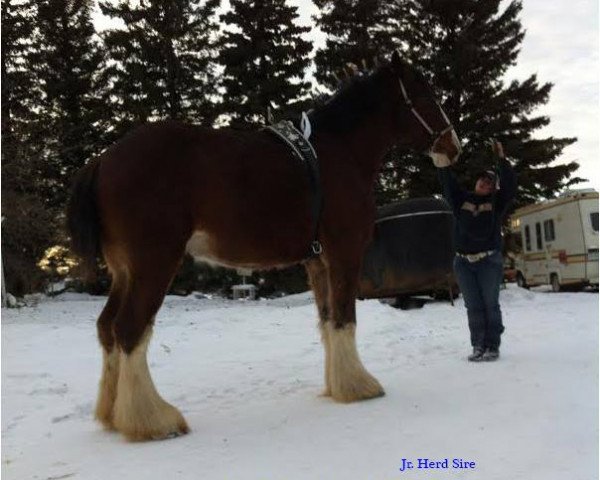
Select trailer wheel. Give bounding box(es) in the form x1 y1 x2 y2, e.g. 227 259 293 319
516 272 529 289
550 273 561 293
393 295 427 310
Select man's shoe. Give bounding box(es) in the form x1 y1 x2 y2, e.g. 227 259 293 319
482 348 500 361
468 347 485 362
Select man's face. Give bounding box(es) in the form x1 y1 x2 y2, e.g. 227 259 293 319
475 176 495 196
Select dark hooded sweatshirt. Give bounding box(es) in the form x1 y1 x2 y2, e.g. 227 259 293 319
438 159 517 254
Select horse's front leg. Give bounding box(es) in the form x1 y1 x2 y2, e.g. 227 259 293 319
323 250 384 403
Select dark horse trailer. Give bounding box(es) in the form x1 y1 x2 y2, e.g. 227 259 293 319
358 197 457 304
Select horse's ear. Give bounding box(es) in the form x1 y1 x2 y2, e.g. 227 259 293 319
390 50 415 80
391 50 402 69
346 62 359 76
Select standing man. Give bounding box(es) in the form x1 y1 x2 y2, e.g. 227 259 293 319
438 141 517 361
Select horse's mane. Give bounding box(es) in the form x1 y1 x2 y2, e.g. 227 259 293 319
309 67 389 135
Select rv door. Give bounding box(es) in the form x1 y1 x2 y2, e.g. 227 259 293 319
580 199 599 284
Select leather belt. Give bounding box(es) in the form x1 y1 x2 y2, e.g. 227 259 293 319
456 250 497 263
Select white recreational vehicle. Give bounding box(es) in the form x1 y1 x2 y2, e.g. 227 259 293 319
509 190 598 291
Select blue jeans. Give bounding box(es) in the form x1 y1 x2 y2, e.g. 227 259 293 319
453 251 505 349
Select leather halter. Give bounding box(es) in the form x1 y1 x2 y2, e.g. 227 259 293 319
398 78 455 150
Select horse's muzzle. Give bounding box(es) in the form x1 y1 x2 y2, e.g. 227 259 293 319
429 128 461 167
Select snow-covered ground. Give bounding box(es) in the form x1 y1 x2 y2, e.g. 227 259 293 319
1 285 598 480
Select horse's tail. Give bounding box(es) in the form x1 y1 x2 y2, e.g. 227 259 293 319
66 157 102 279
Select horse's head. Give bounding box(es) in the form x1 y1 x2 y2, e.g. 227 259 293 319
386 51 461 167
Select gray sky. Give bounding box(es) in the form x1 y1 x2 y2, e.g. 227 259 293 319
95 0 599 190
502 0 599 190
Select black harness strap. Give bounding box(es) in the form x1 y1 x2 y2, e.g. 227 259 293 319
265 119 323 258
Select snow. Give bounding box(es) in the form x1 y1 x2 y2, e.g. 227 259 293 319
1 285 598 480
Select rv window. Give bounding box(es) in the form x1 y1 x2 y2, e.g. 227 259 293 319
524 225 531 251
543 219 555 242
591 212 599 232
535 222 543 250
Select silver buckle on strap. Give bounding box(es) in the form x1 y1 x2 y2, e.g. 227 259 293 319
311 241 323 255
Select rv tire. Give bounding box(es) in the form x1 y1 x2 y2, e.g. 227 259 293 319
550 273 561 293
516 272 529 289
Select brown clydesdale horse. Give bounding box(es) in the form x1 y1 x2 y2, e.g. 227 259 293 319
67 51 460 441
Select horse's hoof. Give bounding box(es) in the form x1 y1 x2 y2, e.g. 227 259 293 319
150 420 190 441
330 373 385 403
95 403 117 431
96 415 117 432
122 418 190 442
115 401 190 442
165 428 189 440
319 388 332 397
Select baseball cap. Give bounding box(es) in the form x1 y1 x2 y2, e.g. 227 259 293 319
477 170 497 181
476 170 499 189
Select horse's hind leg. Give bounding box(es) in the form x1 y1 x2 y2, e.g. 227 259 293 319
111 248 189 441
324 251 384 403
305 257 332 397
95 272 126 430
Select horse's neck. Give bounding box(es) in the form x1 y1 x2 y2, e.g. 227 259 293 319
340 117 396 176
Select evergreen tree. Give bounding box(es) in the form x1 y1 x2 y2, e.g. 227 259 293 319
30 0 107 209
1 0 44 197
1 1 57 295
100 0 219 135
1 0 36 163
313 0 401 90
387 0 581 206
218 0 312 126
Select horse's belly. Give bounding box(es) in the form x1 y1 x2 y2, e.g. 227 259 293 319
185 230 303 270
